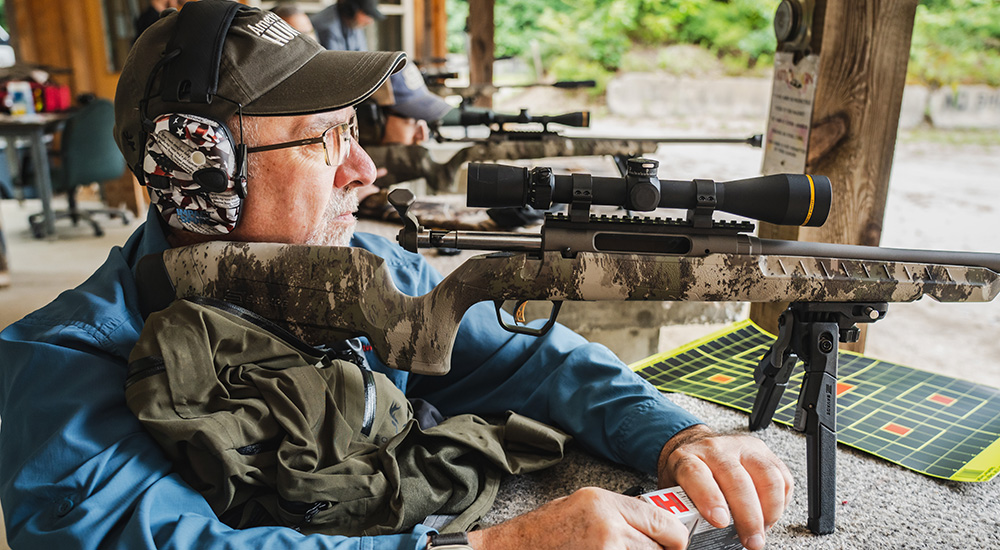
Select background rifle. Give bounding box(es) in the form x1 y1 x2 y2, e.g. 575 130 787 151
365 108 762 191
421 72 598 109
138 158 1000 537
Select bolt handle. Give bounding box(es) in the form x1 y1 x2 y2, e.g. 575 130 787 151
389 189 422 253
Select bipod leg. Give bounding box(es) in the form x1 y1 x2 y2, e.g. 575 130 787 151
793 318 840 535
750 309 797 432
787 302 887 535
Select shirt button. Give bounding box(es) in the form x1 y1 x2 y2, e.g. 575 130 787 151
55 497 75 517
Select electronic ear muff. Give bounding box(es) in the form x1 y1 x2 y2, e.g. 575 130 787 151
136 0 254 235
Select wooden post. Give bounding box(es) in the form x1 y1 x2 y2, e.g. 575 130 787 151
467 0 494 108
413 0 426 62
750 0 918 352
413 0 448 65
430 0 448 61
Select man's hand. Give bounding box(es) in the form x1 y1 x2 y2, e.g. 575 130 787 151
657 425 793 550
467 487 692 550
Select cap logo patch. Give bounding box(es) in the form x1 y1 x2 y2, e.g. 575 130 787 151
248 12 300 46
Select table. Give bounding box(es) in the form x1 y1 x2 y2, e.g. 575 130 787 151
0 112 71 238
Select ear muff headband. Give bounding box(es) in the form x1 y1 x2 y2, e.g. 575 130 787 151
161 1 244 103
138 1 252 235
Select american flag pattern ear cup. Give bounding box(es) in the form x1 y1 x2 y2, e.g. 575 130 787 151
143 113 242 235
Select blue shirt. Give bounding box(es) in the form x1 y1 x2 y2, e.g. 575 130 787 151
0 209 701 549
311 5 368 53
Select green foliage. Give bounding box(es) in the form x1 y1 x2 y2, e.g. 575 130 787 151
446 0 1000 89
447 0 777 90
669 0 776 59
910 0 1000 86
493 0 571 59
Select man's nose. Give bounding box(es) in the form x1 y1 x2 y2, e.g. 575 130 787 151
335 138 377 190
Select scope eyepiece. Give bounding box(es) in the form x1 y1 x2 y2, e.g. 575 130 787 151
467 164 530 208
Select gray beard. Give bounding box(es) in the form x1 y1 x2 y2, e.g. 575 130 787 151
305 188 360 247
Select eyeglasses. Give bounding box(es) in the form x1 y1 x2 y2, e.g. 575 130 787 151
245 113 358 167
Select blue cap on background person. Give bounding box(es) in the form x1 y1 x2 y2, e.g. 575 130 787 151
387 63 454 122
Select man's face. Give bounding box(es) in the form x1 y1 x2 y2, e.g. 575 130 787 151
381 114 428 146
352 12 375 29
282 13 319 42
231 108 376 246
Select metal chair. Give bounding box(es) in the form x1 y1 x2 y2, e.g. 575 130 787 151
28 97 129 238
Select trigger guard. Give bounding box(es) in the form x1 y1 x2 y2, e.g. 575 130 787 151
493 300 563 337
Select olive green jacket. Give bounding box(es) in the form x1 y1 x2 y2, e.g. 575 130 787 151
126 297 569 536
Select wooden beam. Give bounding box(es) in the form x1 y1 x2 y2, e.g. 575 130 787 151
751 0 919 352
415 0 447 66
64 0 96 94
430 0 447 61
467 0 494 108
413 0 427 63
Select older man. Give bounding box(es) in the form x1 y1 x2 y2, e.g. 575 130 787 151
0 3 791 550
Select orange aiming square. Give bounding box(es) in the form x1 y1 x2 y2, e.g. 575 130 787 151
708 374 736 384
928 393 957 406
836 382 855 396
882 422 912 436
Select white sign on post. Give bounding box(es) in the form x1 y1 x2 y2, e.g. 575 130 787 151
761 52 820 175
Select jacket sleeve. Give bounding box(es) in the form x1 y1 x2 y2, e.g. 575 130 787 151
0 312 434 550
351 234 704 476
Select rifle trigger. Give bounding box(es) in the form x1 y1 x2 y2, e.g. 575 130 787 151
514 300 528 325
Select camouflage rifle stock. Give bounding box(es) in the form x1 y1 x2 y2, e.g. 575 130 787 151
136 158 999 536
365 108 762 191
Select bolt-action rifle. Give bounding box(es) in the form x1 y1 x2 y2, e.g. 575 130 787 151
365 108 762 191
137 158 999 537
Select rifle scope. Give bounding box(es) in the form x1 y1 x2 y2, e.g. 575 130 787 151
459 108 590 129
467 160 832 227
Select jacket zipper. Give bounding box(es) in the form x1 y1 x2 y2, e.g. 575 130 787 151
125 356 167 389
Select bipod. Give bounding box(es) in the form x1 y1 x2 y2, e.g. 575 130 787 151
749 302 887 535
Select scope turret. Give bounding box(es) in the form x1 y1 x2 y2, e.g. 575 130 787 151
467 162 831 227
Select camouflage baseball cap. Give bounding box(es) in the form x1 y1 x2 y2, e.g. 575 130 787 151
114 2 405 172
